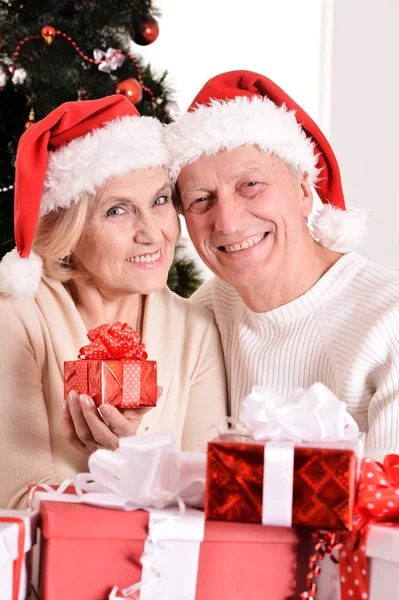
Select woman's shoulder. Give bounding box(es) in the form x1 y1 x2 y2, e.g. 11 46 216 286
0 275 69 326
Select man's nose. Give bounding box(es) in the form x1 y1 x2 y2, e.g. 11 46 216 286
214 196 243 235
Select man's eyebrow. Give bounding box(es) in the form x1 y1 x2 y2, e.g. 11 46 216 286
181 184 209 197
230 167 266 181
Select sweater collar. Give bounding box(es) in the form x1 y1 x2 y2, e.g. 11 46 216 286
242 252 367 325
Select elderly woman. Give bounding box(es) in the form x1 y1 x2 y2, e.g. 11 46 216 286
0 95 227 509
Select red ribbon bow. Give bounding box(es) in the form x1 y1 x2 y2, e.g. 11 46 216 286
79 322 148 360
340 454 399 600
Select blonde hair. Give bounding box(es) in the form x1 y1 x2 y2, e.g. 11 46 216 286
33 194 93 282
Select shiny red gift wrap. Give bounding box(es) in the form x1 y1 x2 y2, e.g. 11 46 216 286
64 359 157 408
205 434 357 530
64 321 157 408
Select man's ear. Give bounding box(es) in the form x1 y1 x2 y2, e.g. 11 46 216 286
300 172 313 218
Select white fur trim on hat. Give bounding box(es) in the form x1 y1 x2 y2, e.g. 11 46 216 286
0 248 43 298
309 205 368 253
41 115 169 216
165 96 319 183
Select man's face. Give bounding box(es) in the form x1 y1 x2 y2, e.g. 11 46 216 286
177 145 313 292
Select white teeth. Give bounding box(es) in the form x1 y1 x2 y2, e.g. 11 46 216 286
126 251 161 263
224 233 266 253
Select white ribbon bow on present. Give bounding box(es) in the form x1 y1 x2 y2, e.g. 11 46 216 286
75 431 206 510
93 47 125 73
240 382 360 443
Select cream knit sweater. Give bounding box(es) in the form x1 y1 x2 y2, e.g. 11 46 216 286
0 277 227 509
192 252 399 462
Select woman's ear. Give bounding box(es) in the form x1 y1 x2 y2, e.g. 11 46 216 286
300 172 313 218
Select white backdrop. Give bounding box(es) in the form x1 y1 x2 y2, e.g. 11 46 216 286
139 0 323 121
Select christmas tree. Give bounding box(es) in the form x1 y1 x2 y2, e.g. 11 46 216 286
0 0 203 296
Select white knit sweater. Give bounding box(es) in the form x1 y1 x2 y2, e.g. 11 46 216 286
192 252 399 462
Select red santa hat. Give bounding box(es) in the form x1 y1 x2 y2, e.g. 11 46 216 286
0 94 169 298
166 70 367 253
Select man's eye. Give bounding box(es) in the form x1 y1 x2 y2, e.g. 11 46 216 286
245 181 258 187
106 206 126 217
185 197 211 213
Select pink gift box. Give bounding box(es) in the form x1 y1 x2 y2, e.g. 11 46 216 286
34 498 312 600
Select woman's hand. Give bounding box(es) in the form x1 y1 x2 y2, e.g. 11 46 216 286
61 389 160 456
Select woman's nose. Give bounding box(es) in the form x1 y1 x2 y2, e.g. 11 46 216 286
133 212 163 245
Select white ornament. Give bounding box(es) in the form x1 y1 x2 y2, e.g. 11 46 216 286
93 47 125 74
0 67 8 88
12 68 27 85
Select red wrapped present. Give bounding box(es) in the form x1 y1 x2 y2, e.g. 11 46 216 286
32 498 312 600
64 321 157 408
206 383 362 530
0 510 39 600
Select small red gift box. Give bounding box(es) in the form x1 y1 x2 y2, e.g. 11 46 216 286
64 321 157 409
205 433 358 530
34 498 312 600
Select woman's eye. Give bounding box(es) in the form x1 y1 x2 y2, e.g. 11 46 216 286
153 195 169 207
106 206 126 217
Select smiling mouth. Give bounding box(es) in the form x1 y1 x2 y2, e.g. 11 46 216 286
219 232 268 253
126 250 161 263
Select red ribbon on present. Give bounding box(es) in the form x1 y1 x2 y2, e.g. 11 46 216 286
300 531 343 600
0 517 26 600
79 321 148 361
339 454 399 600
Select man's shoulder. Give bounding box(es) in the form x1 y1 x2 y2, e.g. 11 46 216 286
190 277 241 320
347 254 399 299
159 285 218 330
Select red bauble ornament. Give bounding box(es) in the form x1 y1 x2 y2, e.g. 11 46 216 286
115 78 143 105
132 17 159 46
41 26 56 45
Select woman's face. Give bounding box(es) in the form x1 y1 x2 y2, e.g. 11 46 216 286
73 167 179 295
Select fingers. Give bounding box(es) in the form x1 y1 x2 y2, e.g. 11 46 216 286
65 391 119 453
61 390 155 457
156 386 163 401
60 393 91 456
98 405 147 437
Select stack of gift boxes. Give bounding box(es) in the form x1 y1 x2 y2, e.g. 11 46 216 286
2 324 399 600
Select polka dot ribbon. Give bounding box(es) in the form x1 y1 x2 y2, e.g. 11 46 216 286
339 454 399 600
79 322 148 361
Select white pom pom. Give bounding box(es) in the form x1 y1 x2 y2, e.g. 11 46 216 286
0 249 43 298
309 205 368 253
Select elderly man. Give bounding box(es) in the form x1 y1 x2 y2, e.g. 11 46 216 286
166 70 399 461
